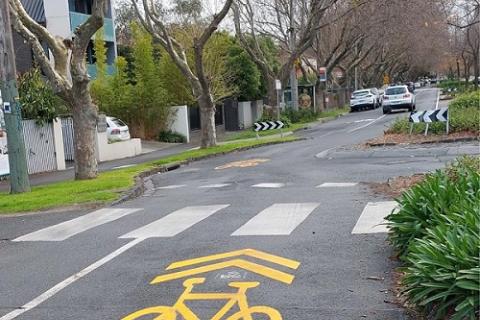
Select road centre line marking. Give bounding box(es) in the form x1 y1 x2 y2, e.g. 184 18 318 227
347 115 386 133
119 205 229 239
317 182 358 188
232 203 320 236
251 183 285 188
315 147 335 159
198 183 231 188
351 201 397 234
155 184 186 190
13 208 142 242
0 238 144 320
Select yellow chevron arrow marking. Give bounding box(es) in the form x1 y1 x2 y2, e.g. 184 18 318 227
152 258 296 285
166 248 300 270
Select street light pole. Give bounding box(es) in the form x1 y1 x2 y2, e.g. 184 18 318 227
0 0 31 193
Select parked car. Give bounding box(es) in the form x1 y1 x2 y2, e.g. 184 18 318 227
382 85 416 114
106 116 131 142
405 82 415 93
350 89 380 111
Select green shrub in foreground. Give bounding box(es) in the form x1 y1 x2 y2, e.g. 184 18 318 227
449 91 480 109
387 157 480 319
403 202 479 319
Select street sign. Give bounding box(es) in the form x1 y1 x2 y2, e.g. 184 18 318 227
3 102 11 113
383 74 390 85
275 79 281 90
409 108 448 123
253 121 284 132
318 67 327 82
409 107 449 135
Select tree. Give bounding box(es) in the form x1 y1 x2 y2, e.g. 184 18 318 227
233 0 341 114
92 24 170 139
131 0 233 148
9 0 107 179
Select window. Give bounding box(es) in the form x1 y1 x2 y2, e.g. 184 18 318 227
385 87 407 95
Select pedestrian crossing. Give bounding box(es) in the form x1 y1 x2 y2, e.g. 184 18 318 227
13 201 395 242
154 181 358 191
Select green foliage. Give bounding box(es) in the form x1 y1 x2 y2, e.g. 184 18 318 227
438 80 472 94
259 113 292 128
18 69 66 124
281 108 319 124
158 130 187 143
449 91 480 110
91 23 171 139
227 43 262 101
386 157 480 319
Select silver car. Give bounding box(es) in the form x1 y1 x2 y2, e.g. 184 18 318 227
382 85 416 114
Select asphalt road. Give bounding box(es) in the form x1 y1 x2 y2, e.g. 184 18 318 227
1 87 472 320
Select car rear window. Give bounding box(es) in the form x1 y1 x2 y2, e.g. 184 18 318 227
385 87 406 95
353 90 370 97
111 118 127 127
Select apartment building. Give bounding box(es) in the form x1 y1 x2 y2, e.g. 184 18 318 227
14 0 117 77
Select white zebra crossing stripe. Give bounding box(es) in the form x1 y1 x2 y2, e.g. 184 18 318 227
13 208 142 242
351 201 397 234
198 183 231 188
231 203 320 236
252 183 285 188
120 205 229 239
155 185 186 190
317 182 358 188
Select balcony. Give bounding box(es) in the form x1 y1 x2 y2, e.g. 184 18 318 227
69 12 115 42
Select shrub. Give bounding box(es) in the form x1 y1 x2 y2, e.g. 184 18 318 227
403 202 479 319
18 69 67 124
281 108 318 123
387 159 479 257
386 156 480 319
449 91 480 110
158 131 186 143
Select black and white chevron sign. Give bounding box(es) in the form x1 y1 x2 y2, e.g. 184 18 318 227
409 107 448 123
253 121 285 132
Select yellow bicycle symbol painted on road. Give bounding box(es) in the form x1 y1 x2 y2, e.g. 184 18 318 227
122 277 281 320
122 249 299 320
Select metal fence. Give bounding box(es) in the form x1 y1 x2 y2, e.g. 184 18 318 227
61 117 74 161
22 120 57 174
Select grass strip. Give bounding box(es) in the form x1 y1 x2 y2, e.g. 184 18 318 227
0 136 298 214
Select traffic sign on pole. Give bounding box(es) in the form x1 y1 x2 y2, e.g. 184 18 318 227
318 67 327 82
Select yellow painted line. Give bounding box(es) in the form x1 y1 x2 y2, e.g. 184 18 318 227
152 259 296 285
166 248 300 270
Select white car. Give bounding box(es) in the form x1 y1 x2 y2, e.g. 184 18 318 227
349 89 380 112
382 85 416 114
106 117 131 142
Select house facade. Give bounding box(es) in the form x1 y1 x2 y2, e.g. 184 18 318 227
14 0 117 78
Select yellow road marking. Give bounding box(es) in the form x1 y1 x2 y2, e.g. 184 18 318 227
215 158 269 170
166 248 300 270
152 258 296 285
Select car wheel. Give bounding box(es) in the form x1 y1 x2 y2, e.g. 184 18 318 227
383 107 390 114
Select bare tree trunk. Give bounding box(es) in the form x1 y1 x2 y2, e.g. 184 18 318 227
70 86 98 180
198 94 216 147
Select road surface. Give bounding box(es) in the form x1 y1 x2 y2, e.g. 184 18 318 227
1 88 472 320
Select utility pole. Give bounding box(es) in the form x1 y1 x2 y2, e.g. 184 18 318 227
289 0 298 110
0 0 31 193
